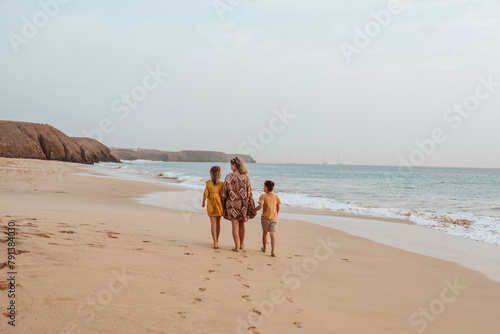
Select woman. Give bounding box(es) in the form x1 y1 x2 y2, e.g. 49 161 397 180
222 157 256 252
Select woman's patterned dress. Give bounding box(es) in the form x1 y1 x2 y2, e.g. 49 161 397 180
222 172 256 222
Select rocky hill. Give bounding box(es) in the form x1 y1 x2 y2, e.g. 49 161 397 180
111 148 256 163
72 137 119 164
0 121 119 164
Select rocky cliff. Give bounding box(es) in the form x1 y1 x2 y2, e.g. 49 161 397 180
0 121 119 164
111 148 256 163
72 137 120 163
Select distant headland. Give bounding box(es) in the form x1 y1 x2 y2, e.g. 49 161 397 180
111 148 256 163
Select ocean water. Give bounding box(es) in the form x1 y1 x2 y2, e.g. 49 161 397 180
96 160 500 245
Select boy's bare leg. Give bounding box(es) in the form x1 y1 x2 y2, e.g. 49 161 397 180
270 232 276 257
231 219 240 251
261 231 268 252
210 217 219 249
239 221 245 249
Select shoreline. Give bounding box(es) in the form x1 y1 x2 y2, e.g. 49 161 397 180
2 158 500 333
85 163 500 282
92 162 500 246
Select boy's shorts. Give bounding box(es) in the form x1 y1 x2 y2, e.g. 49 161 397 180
261 217 278 232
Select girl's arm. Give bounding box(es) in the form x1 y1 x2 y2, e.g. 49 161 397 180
202 185 208 207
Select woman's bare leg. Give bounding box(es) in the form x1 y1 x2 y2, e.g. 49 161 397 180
210 217 219 249
239 221 245 249
231 219 239 251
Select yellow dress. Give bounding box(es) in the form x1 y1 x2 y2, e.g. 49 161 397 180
203 180 224 217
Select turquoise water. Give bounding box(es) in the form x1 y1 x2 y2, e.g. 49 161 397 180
97 161 500 245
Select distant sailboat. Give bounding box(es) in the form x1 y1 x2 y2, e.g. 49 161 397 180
323 155 327 165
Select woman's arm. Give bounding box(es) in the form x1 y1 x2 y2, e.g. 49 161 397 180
221 175 229 202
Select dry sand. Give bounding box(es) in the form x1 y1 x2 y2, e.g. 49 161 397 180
1 158 500 334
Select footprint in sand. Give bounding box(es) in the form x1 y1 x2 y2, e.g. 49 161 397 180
192 298 202 304
0 262 7 270
142 240 151 243
136 248 143 251
15 250 29 255
203 277 210 282
198 288 206 292
342 258 351 263
266 264 272 266
59 230 75 234
234 274 243 281
251 308 261 316
293 322 302 328
0 282 9 290
294 255 302 257
178 311 186 319
107 232 119 239
241 295 251 301
247 326 261 333
178 245 188 247
35 233 51 238
242 284 250 288
286 298 293 303
286 256 293 259
184 253 194 256
246 267 253 271
216 263 221 267
295 308 303 314
208 270 216 273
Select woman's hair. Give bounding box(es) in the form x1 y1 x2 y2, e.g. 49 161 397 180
230 157 248 175
210 166 221 185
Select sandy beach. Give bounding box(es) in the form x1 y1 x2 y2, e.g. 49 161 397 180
1 158 500 334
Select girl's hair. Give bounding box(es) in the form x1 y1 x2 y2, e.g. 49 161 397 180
230 157 248 175
210 166 221 185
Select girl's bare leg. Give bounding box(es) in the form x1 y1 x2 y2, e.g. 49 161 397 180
231 219 240 252
239 221 245 249
216 217 221 242
210 217 219 249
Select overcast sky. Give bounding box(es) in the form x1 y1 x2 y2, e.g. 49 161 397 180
1 0 499 167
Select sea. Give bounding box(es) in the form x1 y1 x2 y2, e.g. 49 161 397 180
95 160 500 246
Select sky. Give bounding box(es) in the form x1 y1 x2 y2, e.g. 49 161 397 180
1 0 499 167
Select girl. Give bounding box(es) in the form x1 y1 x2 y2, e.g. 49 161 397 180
202 166 223 249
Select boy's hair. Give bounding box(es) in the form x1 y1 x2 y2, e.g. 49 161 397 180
264 180 275 192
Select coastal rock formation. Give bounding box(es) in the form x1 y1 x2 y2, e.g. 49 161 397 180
111 148 256 163
0 121 118 164
72 137 120 163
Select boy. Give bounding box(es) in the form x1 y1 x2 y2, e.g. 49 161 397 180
254 180 281 257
